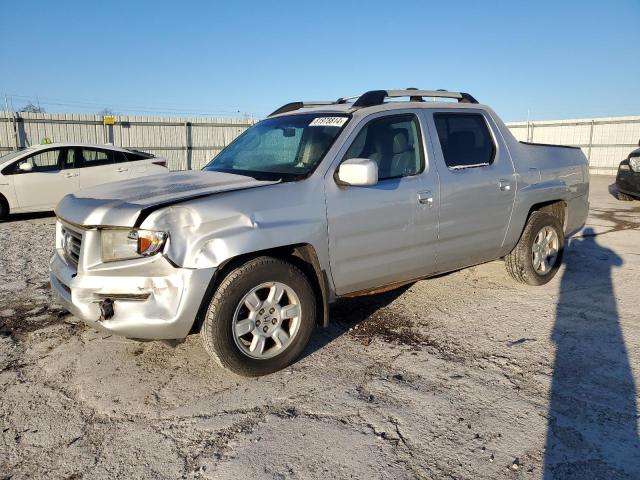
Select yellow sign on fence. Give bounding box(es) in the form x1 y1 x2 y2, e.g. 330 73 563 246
103 115 115 125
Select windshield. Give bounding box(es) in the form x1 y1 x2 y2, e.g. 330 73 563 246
203 113 349 180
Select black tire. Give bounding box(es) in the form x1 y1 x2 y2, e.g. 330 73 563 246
505 211 564 286
0 195 8 220
200 256 316 376
617 191 636 201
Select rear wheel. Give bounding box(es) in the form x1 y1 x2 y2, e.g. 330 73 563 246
617 190 636 201
505 211 564 286
200 256 316 376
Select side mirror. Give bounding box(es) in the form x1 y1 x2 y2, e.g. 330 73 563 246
18 162 33 172
336 158 378 186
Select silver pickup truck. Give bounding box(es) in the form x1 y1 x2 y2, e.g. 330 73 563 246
50 89 589 376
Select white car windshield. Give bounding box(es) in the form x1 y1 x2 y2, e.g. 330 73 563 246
203 113 350 181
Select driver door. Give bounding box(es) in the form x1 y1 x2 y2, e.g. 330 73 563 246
12 148 79 211
324 111 439 295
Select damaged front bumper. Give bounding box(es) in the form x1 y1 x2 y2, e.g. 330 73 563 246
49 221 215 340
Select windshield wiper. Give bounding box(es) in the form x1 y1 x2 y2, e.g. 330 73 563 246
207 167 302 183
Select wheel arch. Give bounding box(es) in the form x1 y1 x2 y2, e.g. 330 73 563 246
527 199 567 231
503 198 568 257
190 243 330 334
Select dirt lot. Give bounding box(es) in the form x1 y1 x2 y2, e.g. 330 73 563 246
1 175 638 479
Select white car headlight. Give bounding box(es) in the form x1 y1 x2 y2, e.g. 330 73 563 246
101 229 168 262
629 157 640 173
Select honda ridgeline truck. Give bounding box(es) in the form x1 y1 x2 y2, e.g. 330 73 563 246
50 89 589 376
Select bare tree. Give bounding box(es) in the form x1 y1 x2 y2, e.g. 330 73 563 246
19 102 45 113
98 108 116 116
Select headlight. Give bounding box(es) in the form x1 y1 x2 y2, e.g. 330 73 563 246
629 157 640 173
101 229 168 262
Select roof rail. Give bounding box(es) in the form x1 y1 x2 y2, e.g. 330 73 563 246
353 89 478 107
267 88 479 117
268 101 335 117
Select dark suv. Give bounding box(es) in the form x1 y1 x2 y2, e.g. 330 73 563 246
616 140 640 201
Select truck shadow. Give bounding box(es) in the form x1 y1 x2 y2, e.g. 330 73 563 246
544 228 639 479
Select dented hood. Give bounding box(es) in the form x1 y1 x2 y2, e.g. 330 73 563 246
55 171 279 227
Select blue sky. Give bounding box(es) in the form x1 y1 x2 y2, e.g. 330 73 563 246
1 0 638 121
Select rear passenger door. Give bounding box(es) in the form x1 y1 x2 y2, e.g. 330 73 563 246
425 110 516 271
77 147 122 189
115 150 154 178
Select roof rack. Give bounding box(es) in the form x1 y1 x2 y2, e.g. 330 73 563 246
267 88 478 117
268 101 336 117
352 89 478 107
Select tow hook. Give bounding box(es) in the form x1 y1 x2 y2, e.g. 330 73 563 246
99 298 115 320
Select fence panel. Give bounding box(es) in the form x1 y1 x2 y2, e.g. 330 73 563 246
506 116 640 175
2 111 638 175
0 111 253 171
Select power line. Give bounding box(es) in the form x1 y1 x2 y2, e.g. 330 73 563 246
5 92 249 113
4 93 256 118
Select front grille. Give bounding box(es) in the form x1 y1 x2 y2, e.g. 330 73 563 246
61 225 83 266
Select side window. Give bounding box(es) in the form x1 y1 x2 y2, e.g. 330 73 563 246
434 113 496 169
343 114 424 180
63 149 76 169
18 149 62 173
123 150 154 162
113 151 129 163
80 148 114 167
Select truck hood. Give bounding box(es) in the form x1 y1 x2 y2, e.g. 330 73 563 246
55 171 279 227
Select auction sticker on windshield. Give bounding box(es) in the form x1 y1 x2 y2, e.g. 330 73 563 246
309 117 348 127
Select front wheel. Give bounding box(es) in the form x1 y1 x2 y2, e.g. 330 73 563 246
505 211 564 286
200 256 316 376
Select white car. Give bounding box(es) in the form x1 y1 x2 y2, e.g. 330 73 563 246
0 143 168 218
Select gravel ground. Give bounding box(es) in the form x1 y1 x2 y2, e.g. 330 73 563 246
1 175 639 479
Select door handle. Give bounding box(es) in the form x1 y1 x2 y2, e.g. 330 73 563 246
117 168 129 173
65 172 78 178
498 179 511 191
417 190 433 206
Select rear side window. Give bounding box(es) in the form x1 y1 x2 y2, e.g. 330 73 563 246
344 114 424 180
121 151 153 162
434 113 495 169
80 148 114 167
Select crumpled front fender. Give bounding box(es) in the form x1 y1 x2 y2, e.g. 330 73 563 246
140 181 331 272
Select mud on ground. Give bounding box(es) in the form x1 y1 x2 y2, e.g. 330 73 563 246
1 176 639 479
